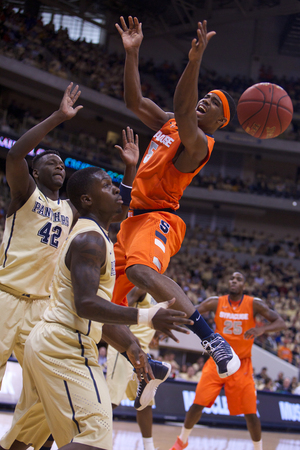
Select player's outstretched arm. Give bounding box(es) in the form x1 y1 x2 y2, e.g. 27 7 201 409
111 127 139 222
6 83 83 202
174 20 215 162
115 16 171 131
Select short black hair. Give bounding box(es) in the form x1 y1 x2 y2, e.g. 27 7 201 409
32 150 62 169
219 89 236 124
66 167 105 213
232 270 245 281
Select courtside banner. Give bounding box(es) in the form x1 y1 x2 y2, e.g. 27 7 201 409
1 362 300 431
114 379 300 431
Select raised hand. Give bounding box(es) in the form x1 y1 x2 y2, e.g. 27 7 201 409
115 126 139 167
115 16 143 50
58 82 83 120
189 20 216 63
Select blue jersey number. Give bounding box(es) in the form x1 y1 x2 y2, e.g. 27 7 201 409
38 223 62 248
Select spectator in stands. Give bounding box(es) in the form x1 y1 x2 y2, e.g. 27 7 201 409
277 337 293 363
259 377 273 392
276 377 292 394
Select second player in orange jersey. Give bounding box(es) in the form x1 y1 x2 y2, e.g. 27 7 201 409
169 271 287 450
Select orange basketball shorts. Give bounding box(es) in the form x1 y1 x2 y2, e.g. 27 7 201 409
194 357 257 415
112 212 186 306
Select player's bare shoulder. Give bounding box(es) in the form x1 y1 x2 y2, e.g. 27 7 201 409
197 295 219 313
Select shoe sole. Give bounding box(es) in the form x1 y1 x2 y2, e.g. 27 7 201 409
135 362 171 411
218 348 241 378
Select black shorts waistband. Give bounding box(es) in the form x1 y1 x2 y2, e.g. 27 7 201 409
130 208 177 216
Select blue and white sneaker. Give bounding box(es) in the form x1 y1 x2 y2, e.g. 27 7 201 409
202 333 241 378
134 357 171 411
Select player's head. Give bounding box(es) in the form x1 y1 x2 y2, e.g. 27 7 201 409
66 167 122 217
196 90 236 133
228 271 245 297
32 150 65 190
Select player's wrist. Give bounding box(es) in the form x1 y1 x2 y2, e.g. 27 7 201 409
138 309 153 328
119 182 132 206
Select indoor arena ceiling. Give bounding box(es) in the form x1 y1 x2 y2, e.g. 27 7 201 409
3 0 300 55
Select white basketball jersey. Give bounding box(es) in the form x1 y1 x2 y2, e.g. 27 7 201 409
44 218 115 344
0 186 73 297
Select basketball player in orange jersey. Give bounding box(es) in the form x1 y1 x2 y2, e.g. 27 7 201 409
169 271 287 450
113 15 239 401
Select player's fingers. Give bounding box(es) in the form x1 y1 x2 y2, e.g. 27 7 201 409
207 31 216 42
128 16 134 29
115 23 123 35
65 82 73 94
161 329 180 343
146 362 154 380
169 324 191 334
72 89 81 103
135 368 143 383
120 16 127 30
74 105 83 113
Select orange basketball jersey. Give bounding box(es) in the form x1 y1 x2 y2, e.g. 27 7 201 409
130 118 215 211
215 295 256 359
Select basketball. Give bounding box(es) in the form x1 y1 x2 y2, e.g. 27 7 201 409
237 82 293 139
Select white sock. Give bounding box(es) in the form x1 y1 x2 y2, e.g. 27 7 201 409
179 427 193 444
253 440 263 450
143 437 155 450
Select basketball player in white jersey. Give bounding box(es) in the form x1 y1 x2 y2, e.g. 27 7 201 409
106 287 170 450
0 166 193 450
0 83 83 389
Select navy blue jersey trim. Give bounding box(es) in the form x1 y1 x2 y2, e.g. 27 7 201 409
77 332 101 403
79 217 111 243
86 320 91 336
63 380 80 433
228 294 244 308
3 212 16 267
155 230 167 244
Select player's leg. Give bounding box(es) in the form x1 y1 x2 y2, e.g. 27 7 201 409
244 414 262 447
0 291 25 387
14 298 56 450
14 297 50 366
28 323 113 450
226 358 262 450
125 363 157 450
0 349 50 450
106 345 134 408
136 406 155 450
124 214 240 377
169 359 222 450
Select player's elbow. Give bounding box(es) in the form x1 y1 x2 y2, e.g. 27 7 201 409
74 296 92 319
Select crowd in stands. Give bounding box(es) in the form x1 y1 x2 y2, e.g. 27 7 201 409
1 5 300 140
192 172 300 201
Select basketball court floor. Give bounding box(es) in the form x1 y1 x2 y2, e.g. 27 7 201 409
1 410 299 449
